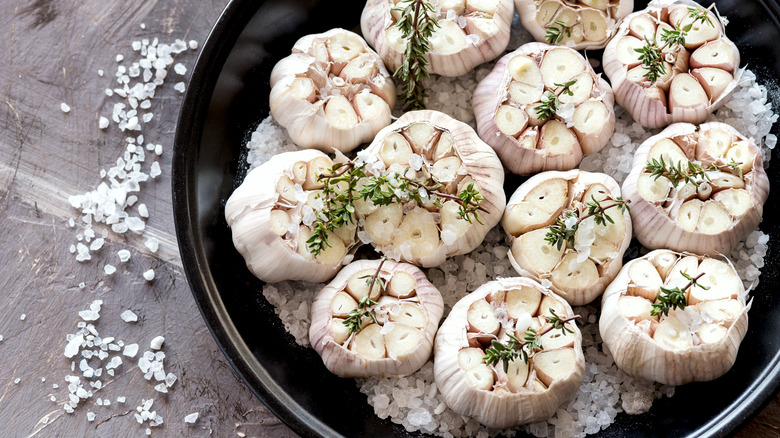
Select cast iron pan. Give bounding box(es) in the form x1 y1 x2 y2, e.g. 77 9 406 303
172 0 780 436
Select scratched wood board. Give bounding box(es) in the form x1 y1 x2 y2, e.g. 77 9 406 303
0 0 777 437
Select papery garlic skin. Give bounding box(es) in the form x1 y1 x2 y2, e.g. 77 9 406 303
515 0 633 50
269 29 396 153
434 277 584 428
360 110 506 267
309 259 444 378
473 43 615 175
361 0 514 77
600 250 749 385
225 150 353 283
622 122 769 255
602 0 740 129
503 170 632 305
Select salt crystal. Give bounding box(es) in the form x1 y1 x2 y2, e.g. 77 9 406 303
150 336 165 350
123 343 139 357
117 396 126 403
164 373 177 387
188 40 198 49
154 383 168 393
104 264 116 275
118 249 132 262
150 161 161 178
99 117 109 129
174 63 187 75
138 204 149 218
184 412 199 424
13 378 20 384
20 314 26 321
143 269 155 281
116 54 124 62
98 69 104 76
121 310 138 322
140 23 146 29
145 237 159 252
154 144 163 155
60 103 71 113
174 82 186 93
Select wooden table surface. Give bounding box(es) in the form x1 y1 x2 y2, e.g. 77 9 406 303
0 0 777 437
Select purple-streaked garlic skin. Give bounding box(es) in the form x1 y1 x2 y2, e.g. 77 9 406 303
269 29 396 153
360 110 506 268
309 259 444 378
503 170 632 306
602 0 740 129
226 150 356 283
473 43 615 176
600 249 749 385
434 277 584 428
515 0 634 50
622 122 769 256
361 0 514 77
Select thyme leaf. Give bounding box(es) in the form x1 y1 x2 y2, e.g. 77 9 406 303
650 271 709 317
544 196 630 250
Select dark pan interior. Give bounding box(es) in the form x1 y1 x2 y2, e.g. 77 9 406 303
172 0 780 436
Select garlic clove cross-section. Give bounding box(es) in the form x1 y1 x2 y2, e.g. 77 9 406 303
503 170 632 305
434 277 584 428
359 110 506 267
361 0 514 77
226 150 358 283
309 259 444 378
515 0 634 50
269 29 396 153
600 250 749 385
602 1 740 128
473 43 616 175
622 122 769 255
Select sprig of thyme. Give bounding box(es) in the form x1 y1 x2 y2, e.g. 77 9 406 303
544 20 573 44
357 257 388 292
307 161 366 255
393 0 439 110
634 4 716 82
343 295 379 333
544 196 630 250
645 156 712 187
483 313 580 372
534 79 577 122
651 271 709 317
726 159 744 179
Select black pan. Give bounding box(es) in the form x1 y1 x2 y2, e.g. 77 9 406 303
172 0 780 436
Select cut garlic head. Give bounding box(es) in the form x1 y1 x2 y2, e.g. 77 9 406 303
434 277 584 428
503 170 632 305
225 150 355 283
269 29 396 153
622 122 769 255
600 250 749 385
515 0 633 50
359 110 506 267
602 0 740 128
361 0 514 77
309 259 444 378
473 43 616 175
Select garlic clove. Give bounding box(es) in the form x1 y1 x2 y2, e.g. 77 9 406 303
269 29 395 153
626 259 663 301
506 286 543 318
600 249 749 385
309 259 444 378
622 122 769 255
505 170 632 306
434 277 584 428
361 0 514 77
474 43 615 175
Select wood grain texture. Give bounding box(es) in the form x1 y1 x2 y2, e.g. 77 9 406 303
0 0 777 437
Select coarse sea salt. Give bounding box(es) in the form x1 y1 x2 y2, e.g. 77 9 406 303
121 309 139 322
61 103 71 113
143 269 155 281
184 412 199 424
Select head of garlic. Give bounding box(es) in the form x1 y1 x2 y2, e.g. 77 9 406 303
503 170 632 306
515 0 633 50
434 277 584 428
361 0 514 77
358 110 506 267
602 0 740 129
473 42 616 175
600 249 749 385
269 29 396 153
622 122 769 256
225 150 356 283
309 259 444 378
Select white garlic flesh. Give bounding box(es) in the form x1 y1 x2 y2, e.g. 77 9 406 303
622 122 769 255
361 0 514 77
515 0 634 50
225 150 355 283
473 43 616 175
600 249 749 385
359 110 506 267
434 277 584 428
269 29 396 153
309 259 444 377
602 0 740 128
503 170 632 306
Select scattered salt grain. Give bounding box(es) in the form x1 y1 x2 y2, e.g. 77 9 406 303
13 378 20 384
138 203 149 218
121 310 138 322
60 103 71 113
174 82 185 93
87 412 96 422
117 396 126 403
123 343 139 358
144 237 159 253
118 249 132 262
115 54 124 62
174 63 186 75
143 269 155 281
140 23 146 29
188 40 198 50
104 264 116 275
154 383 168 393
150 336 165 350
99 117 109 129
184 412 199 424
98 69 104 76
150 161 161 178
20 314 26 321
